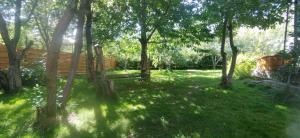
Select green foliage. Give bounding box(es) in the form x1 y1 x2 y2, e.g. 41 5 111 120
93 0 126 44
234 59 256 79
30 80 64 109
202 0 287 33
235 25 288 56
31 84 47 108
21 60 46 87
271 50 300 85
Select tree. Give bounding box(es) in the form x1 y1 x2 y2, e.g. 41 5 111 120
61 0 88 109
33 0 57 50
85 0 94 81
0 0 37 93
125 0 183 81
92 0 126 96
45 0 78 128
201 0 288 87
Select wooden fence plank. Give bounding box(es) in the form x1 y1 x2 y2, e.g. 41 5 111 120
0 44 117 75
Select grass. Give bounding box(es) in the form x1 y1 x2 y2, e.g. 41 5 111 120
1 70 300 138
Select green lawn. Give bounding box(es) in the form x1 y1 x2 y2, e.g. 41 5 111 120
1 70 300 138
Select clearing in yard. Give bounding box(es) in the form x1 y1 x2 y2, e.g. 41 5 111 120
0 70 299 138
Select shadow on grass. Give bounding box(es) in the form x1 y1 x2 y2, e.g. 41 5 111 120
0 70 298 138
0 90 37 137
62 70 293 138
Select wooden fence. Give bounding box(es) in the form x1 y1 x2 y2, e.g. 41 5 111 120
256 55 288 71
0 44 117 75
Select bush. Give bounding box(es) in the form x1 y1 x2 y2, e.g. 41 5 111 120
234 59 256 79
31 81 64 109
31 84 47 108
21 60 46 87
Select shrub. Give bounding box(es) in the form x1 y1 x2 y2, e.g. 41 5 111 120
31 83 64 109
31 84 47 108
234 59 256 79
21 60 46 87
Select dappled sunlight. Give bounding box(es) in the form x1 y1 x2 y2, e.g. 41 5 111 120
0 93 35 137
67 109 96 133
109 116 131 134
275 105 288 110
117 103 146 112
188 85 200 89
0 99 26 109
1 70 299 137
99 104 108 118
201 87 230 94
55 126 71 138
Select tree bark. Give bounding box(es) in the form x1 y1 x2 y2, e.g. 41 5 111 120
61 0 87 109
227 20 238 85
284 3 290 51
94 45 114 97
139 0 151 81
220 16 228 87
45 0 78 127
140 40 150 81
295 0 300 49
86 0 94 82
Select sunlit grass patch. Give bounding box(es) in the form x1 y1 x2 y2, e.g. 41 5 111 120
0 70 299 138
67 109 96 132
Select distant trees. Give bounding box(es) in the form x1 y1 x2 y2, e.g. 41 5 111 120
125 0 183 81
201 0 288 87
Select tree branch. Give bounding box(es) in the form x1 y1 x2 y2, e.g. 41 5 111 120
22 0 38 25
34 14 50 49
146 27 156 42
19 37 33 59
0 13 11 45
12 0 22 48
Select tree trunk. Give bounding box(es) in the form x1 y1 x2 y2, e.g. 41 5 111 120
61 0 86 109
284 3 290 51
139 0 151 81
45 0 78 128
94 45 114 97
220 16 228 87
86 0 94 82
212 56 217 70
227 20 238 85
6 49 22 93
0 0 23 93
0 71 9 92
124 58 128 71
295 0 300 49
140 41 150 81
